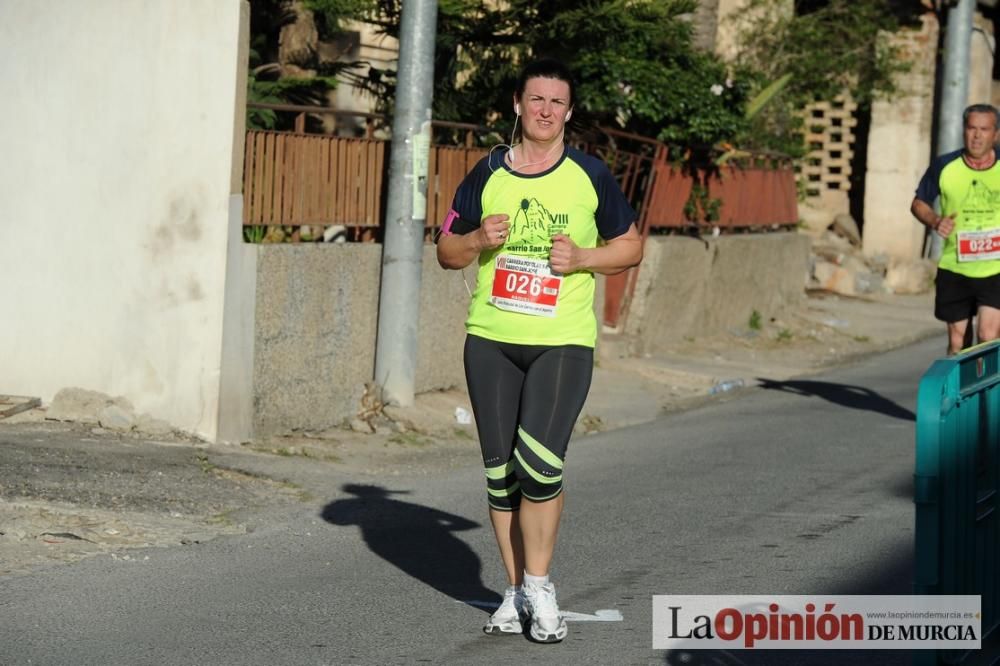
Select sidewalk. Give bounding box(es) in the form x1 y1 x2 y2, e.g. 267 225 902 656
0 290 941 576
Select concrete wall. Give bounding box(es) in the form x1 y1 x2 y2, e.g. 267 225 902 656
969 12 996 108
625 234 810 355
0 1 253 441
690 0 721 53
253 234 804 435
253 245 472 436
862 14 939 262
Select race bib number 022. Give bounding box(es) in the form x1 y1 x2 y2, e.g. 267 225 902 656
490 254 562 317
958 229 1000 262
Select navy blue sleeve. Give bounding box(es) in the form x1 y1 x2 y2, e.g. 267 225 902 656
569 148 637 240
915 150 962 204
445 155 494 235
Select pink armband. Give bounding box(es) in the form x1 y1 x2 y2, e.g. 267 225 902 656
440 209 459 236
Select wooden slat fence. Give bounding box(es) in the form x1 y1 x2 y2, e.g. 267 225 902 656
243 130 488 233
244 127 799 233
244 130 386 228
427 145 489 233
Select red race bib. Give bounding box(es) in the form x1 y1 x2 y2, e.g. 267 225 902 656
490 255 562 317
958 229 1000 262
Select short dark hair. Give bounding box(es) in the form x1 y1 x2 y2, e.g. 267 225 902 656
963 104 999 128
514 58 575 107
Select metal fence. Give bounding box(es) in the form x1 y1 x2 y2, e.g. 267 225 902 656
915 340 1000 665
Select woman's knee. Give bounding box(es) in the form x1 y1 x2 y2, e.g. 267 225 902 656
512 426 565 502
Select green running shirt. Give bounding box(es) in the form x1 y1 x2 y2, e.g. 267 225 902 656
445 146 636 347
915 148 1000 277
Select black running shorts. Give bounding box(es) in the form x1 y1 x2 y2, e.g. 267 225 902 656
463 334 593 510
935 268 1000 322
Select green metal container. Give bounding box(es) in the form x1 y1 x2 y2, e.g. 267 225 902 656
915 341 1000 665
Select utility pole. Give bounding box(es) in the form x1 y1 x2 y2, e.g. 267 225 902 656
931 0 973 259
373 0 438 406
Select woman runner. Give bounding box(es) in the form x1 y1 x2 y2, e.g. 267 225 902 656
436 58 642 643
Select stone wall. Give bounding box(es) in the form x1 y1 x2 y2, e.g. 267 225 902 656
253 234 807 435
625 234 810 355
253 244 473 436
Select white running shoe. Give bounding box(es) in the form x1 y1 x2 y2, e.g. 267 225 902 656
483 586 526 636
523 582 568 643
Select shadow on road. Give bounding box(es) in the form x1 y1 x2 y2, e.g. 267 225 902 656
321 484 500 612
756 378 915 422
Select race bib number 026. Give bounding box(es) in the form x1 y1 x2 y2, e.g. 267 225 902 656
958 229 1000 262
490 254 562 317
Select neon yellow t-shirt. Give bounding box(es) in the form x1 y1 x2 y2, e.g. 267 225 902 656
445 146 635 347
916 148 1000 277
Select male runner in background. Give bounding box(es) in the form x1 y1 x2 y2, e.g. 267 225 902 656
912 103 1000 354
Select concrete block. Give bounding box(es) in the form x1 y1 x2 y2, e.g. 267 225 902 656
253 243 476 437
253 244 381 436
625 236 713 349
705 233 808 330
98 404 136 431
627 233 809 354
46 388 134 426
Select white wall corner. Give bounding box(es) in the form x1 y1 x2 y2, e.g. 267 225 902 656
217 194 257 443
217 4 255 443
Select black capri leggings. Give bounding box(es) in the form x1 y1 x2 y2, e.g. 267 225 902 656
463 334 593 511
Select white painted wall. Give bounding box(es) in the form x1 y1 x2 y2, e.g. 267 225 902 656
0 1 253 441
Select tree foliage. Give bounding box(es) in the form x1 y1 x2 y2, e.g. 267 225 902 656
350 0 749 154
248 0 918 157
247 0 365 129
728 0 921 155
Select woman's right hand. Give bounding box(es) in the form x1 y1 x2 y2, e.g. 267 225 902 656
476 214 510 251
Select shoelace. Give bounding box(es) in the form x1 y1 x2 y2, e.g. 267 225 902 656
529 584 559 618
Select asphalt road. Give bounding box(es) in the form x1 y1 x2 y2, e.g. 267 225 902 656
0 338 941 665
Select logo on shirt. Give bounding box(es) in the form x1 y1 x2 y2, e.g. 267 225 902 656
960 179 1000 230
506 197 569 255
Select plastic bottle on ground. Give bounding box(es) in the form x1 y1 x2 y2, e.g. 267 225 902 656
709 379 745 395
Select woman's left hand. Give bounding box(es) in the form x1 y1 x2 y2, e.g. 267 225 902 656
549 234 584 274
